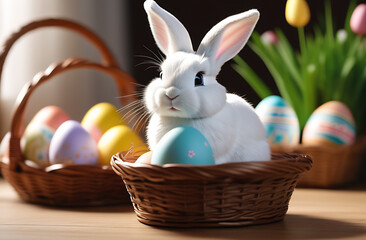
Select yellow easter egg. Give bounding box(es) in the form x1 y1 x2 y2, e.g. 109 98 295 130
81 102 125 142
97 125 148 165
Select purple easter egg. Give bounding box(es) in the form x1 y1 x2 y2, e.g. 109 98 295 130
49 120 98 165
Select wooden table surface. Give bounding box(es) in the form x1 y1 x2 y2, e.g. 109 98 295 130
1 178 365 240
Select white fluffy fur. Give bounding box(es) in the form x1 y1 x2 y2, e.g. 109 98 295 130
143 0 270 163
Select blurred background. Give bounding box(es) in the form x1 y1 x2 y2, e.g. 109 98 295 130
0 0 355 138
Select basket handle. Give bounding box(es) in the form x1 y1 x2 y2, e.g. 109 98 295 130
0 18 137 106
0 18 122 75
9 58 137 171
0 17 138 104
0 18 137 103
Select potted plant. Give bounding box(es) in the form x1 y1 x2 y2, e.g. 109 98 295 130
232 0 366 187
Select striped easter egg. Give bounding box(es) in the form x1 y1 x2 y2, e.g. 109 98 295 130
302 101 356 145
255 95 300 145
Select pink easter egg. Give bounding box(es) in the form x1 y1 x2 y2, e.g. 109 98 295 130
82 122 103 143
350 4 366 35
31 106 71 131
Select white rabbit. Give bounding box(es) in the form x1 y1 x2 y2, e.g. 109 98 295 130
143 0 270 164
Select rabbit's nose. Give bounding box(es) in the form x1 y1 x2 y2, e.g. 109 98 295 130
165 87 181 100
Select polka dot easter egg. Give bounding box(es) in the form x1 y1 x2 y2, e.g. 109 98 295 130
255 95 300 145
49 120 98 165
151 126 215 165
21 106 71 166
302 101 356 146
21 125 54 166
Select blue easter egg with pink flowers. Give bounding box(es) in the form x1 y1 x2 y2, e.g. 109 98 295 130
151 126 215 165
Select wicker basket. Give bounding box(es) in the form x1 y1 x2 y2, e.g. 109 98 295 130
111 151 312 227
0 18 136 206
271 136 366 188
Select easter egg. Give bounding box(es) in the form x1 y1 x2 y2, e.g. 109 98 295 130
20 106 70 166
97 125 148 165
135 151 153 164
255 95 300 145
30 106 71 131
302 101 356 146
81 102 125 143
49 120 98 165
21 125 54 166
151 126 215 165
0 132 11 159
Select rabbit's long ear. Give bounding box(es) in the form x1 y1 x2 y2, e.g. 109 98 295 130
144 0 193 56
197 10 259 71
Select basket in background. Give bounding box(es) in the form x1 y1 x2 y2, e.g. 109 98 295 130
0 18 136 206
111 150 312 227
271 136 366 188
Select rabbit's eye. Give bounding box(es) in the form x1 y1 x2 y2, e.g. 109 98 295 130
195 72 204 87
159 72 163 79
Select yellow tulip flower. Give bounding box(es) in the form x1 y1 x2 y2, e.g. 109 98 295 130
285 0 311 27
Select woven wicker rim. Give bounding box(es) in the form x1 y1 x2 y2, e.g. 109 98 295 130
112 151 313 182
111 151 312 227
271 140 365 153
271 137 366 188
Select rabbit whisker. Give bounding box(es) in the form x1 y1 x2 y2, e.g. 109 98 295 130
120 104 144 121
116 92 143 99
135 52 163 69
118 100 143 114
143 45 165 64
131 108 149 133
131 82 147 88
135 60 161 68
144 65 160 72
141 112 152 133
134 110 152 134
125 105 146 125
